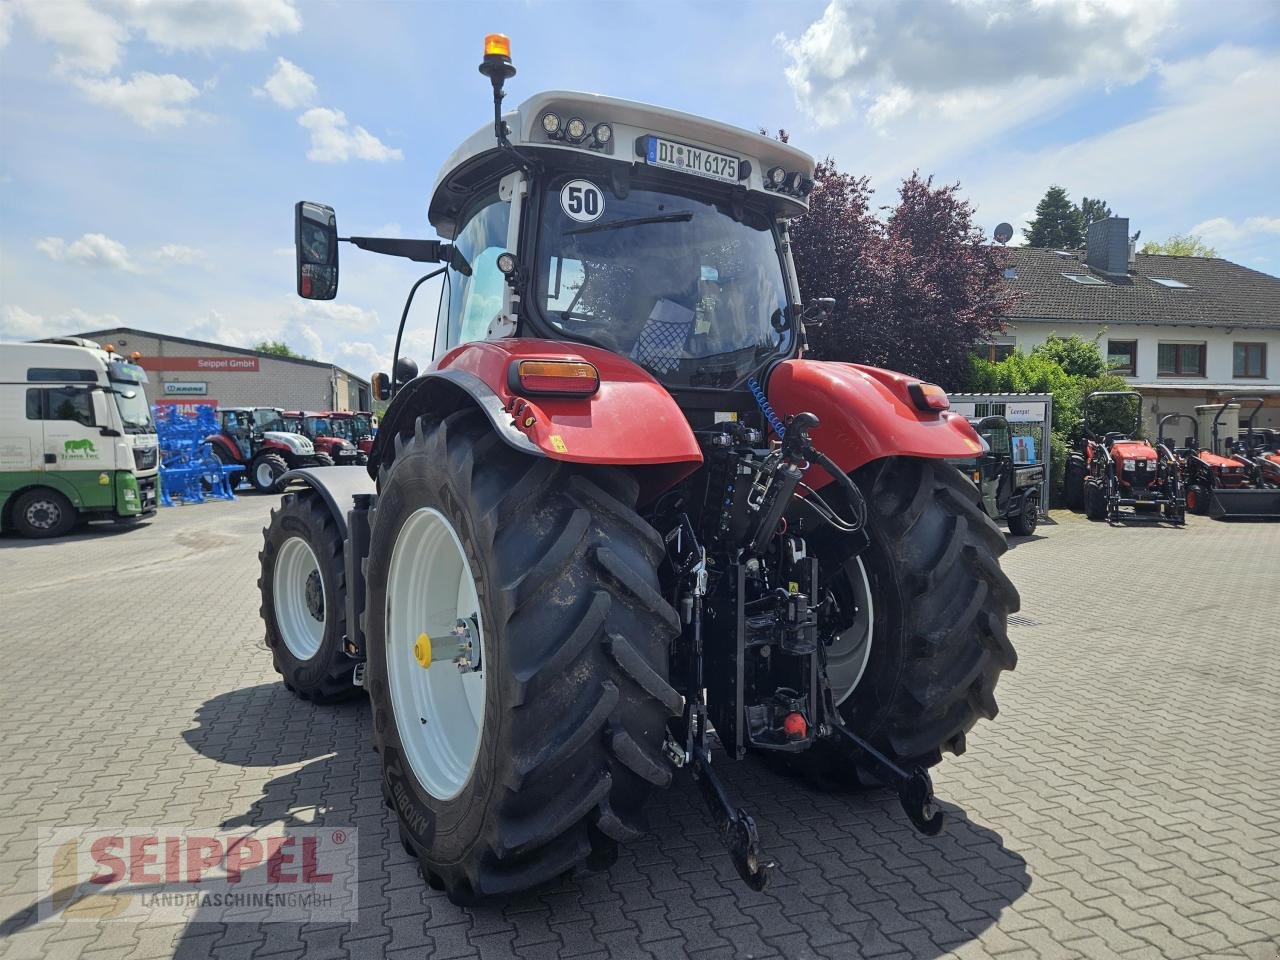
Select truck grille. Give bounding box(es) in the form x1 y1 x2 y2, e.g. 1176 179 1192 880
134 446 158 471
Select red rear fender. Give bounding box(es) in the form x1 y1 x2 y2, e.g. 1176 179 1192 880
767 360 983 489
431 340 703 499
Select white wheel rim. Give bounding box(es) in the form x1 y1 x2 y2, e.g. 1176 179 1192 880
386 508 486 801
826 557 875 706
273 536 325 660
257 462 275 487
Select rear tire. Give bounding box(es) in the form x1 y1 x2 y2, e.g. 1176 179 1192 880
249 452 288 493
788 457 1019 788
12 488 77 538
258 491 357 704
365 409 680 902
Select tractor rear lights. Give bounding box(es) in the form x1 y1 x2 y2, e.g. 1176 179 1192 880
766 166 786 188
540 111 562 136
565 117 588 143
908 382 950 412
591 122 612 146
764 166 812 197
512 359 600 397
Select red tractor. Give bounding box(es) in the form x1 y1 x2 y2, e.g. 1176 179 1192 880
1064 391 1184 524
1193 398 1280 518
257 35 1019 903
281 411 366 465
325 410 377 457
206 407 331 493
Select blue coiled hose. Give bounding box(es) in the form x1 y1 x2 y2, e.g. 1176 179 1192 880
748 377 785 439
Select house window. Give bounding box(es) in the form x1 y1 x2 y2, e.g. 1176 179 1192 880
1061 273 1107 285
1234 342 1266 379
1157 342 1206 377
977 341 1015 362
1107 340 1137 376
1150 277 1190 289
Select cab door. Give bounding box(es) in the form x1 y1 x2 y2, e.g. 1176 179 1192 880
36 385 120 477
976 417 1012 516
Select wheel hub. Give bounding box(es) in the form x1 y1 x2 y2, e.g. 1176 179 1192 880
305 570 324 621
824 557 876 706
26 500 58 529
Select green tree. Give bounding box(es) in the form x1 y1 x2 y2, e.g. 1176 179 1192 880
1140 234 1218 257
253 339 307 359
1077 196 1112 236
1031 333 1106 378
1023 185 1083 249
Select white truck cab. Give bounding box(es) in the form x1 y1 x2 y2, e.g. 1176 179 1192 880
0 337 159 537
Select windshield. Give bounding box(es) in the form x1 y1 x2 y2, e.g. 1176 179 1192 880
534 178 792 389
254 409 285 433
112 388 154 433
306 416 333 437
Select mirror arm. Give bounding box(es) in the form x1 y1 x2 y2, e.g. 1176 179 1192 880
343 236 453 263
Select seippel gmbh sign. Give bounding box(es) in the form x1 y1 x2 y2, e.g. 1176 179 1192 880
140 356 260 373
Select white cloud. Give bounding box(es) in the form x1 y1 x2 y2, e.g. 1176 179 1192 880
1190 216 1280 246
0 4 14 49
37 233 137 271
153 244 205 265
14 0 127 73
75 72 201 129
298 108 402 163
257 57 317 109
0 305 49 339
334 341 386 377
780 0 1173 128
0 305 122 339
121 0 301 52
185 309 263 349
290 300 380 329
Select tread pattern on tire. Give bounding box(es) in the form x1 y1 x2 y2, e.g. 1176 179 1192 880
257 490 357 704
367 408 681 901
833 457 1019 775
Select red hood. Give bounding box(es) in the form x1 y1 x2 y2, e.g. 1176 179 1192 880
1198 450 1239 469
1110 440 1157 462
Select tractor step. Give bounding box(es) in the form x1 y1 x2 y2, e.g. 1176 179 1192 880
825 723 945 836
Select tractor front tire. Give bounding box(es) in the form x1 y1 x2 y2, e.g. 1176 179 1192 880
790 457 1018 788
1064 457 1086 511
1083 479 1106 520
258 491 358 703
1007 490 1039 536
249 452 288 493
313 452 335 467
1186 484 1209 515
364 409 680 903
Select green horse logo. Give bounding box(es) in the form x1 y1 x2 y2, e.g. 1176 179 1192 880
64 438 97 456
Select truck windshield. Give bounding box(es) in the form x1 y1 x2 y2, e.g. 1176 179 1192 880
534 178 791 389
113 388 155 433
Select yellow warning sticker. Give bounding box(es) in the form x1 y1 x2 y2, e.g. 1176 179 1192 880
549 435 568 453
788 581 800 594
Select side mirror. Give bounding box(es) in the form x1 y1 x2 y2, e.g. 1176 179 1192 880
803 297 836 328
372 372 391 402
296 201 338 300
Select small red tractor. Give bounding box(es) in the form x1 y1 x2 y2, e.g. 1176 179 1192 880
256 34 1019 903
1171 397 1280 518
206 406 330 493
325 410 377 457
1064 391 1184 524
281 410 366 465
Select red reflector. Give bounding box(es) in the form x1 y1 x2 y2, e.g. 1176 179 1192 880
783 712 807 739
908 382 950 412
513 360 599 396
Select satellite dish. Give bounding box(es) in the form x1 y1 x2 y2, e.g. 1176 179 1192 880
994 222 1013 244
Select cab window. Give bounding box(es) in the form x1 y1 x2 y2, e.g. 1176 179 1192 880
25 387 96 426
436 190 511 355
980 420 1011 457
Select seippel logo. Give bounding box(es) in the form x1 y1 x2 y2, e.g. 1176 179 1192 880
63 439 97 458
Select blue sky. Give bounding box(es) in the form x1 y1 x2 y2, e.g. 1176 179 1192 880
2 0 1278 378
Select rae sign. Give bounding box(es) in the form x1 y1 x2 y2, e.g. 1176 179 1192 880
163 382 207 396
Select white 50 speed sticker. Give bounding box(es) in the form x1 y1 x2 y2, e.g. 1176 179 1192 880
560 180 604 223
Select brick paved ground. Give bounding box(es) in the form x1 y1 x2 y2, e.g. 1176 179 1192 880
1 496 1277 960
